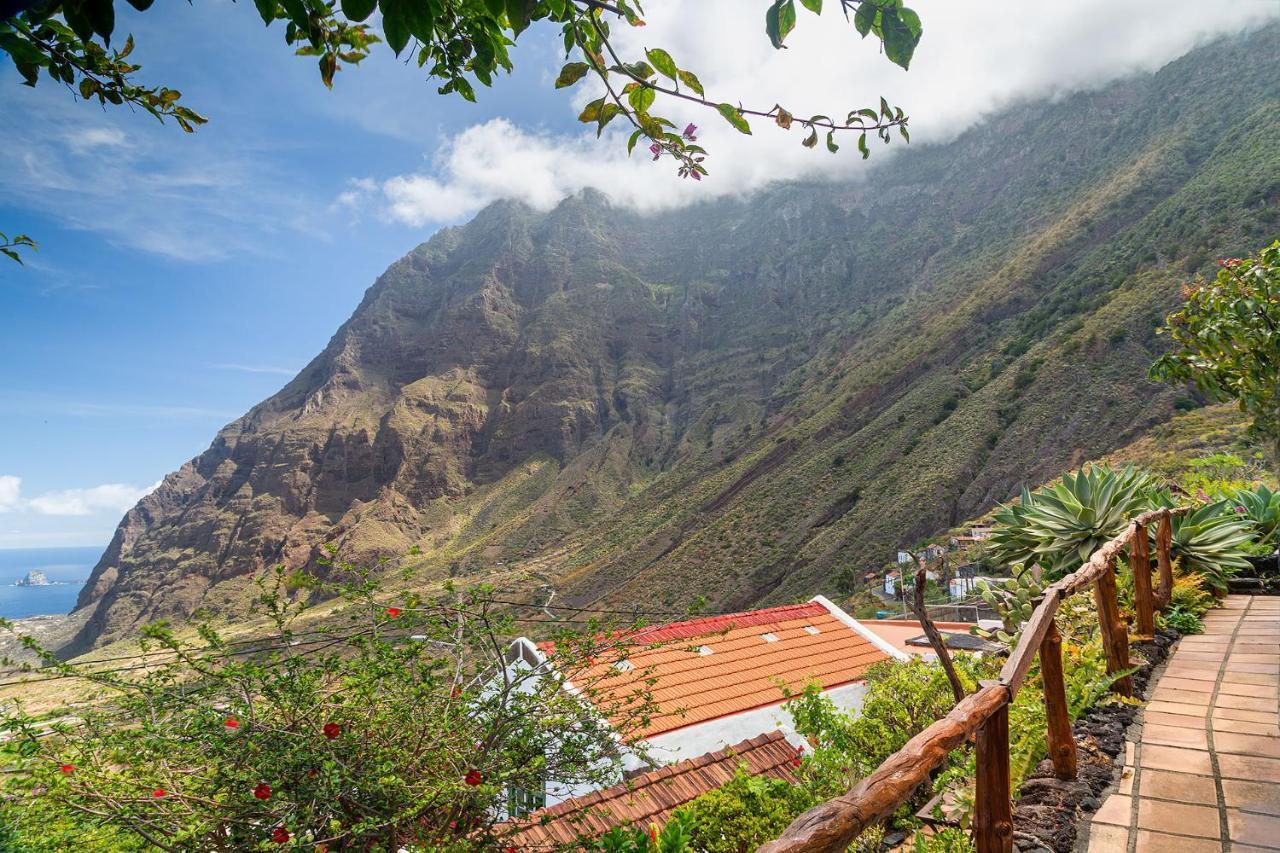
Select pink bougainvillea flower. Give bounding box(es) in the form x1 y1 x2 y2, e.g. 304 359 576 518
153 788 166 798
690 170 702 181
385 607 401 618
464 769 482 786
271 826 290 844
224 717 240 729
59 764 74 775
254 782 272 800
648 142 662 161
323 722 341 739
682 123 697 140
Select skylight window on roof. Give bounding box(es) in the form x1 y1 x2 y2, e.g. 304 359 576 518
803 625 821 635
761 632 779 643
698 645 714 656
614 659 635 672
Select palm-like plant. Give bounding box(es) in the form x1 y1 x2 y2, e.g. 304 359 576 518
1232 484 1280 549
1166 501 1255 593
988 465 1154 577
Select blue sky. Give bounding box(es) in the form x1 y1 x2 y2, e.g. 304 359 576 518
0 2 579 548
1 0 1275 550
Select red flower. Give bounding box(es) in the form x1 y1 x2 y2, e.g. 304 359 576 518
254 782 272 800
450 685 461 698
271 826 290 844
224 717 240 729
153 788 166 798
791 755 802 768
649 826 658 842
464 768 482 786
385 607 401 618
307 768 318 778
59 763 74 775
323 722 341 739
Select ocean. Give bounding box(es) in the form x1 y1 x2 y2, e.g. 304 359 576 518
0 546 101 620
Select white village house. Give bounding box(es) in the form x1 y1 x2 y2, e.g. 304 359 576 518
502 595 909 813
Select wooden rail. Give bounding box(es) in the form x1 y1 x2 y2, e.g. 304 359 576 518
761 506 1190 853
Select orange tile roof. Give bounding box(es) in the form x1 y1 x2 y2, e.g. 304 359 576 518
501 731 799 849
857 620 983 656
545 601 890 738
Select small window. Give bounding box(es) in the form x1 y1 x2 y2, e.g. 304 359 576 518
507 784 546 817
614 659 635 672
803 625 821 635
761 632 779 643
697 645 714 656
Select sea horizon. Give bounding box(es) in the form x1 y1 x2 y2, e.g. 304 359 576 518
0 545 103 620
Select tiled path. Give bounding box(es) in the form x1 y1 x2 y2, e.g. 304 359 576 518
1081 595 1280 852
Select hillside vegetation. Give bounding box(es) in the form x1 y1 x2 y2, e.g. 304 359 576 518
69 24 1280 651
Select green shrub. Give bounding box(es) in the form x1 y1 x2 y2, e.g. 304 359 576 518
988 465 1153 577
1233 483 1280 549
0 567 653 851
674 768 815 853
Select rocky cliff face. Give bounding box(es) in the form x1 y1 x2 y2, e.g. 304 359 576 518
72 25 1280 649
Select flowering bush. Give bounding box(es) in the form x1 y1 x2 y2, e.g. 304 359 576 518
0 564 657 850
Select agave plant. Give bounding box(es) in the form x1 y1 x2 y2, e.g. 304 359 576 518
1165 501 1255 593
987 465 1154 577
1232 484 1280 549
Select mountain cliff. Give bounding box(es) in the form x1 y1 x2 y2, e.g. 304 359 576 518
72 24 1280 649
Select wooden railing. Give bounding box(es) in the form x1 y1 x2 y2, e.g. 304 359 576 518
760 507 1188 853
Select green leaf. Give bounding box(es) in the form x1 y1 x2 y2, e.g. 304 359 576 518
676 68 704 96
380 0 410 54
597 102 620 136
341 0 379 23
858 132 869 159
627 85 655 112
578 96 605 123
880 8 920 69
627 128 644 155
644 48 678 80
825 130 838 153
252 0 278 24
799 0 821 12
555 62 589 88
853 1 876 37
61 1 96 43
801 127 817 148
765 0 796 49
84 0 115 41
715 103 751 135
506 0 535 35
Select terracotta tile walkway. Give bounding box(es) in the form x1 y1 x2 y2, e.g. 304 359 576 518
1080 595 1280 852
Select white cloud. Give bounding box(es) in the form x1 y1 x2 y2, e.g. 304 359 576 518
372 0 1279 226
67 126 127 152
0 477 159 517
0 90 327 262
214 363 299 376
27 482 160 517
0 476 21 513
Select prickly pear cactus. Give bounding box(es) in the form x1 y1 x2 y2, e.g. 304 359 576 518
975 568 1044 643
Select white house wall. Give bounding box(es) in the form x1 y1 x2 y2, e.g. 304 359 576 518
627 681 870 770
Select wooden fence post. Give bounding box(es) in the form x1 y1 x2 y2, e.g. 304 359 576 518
1131 523 1155 639
1039 618 1077 779
1093 556 1132 696
974 695 1013 853
1154 512 1174 610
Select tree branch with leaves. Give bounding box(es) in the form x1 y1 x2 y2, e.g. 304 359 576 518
2 0 922 259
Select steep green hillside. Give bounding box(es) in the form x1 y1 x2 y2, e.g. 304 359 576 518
72 25 1279 649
